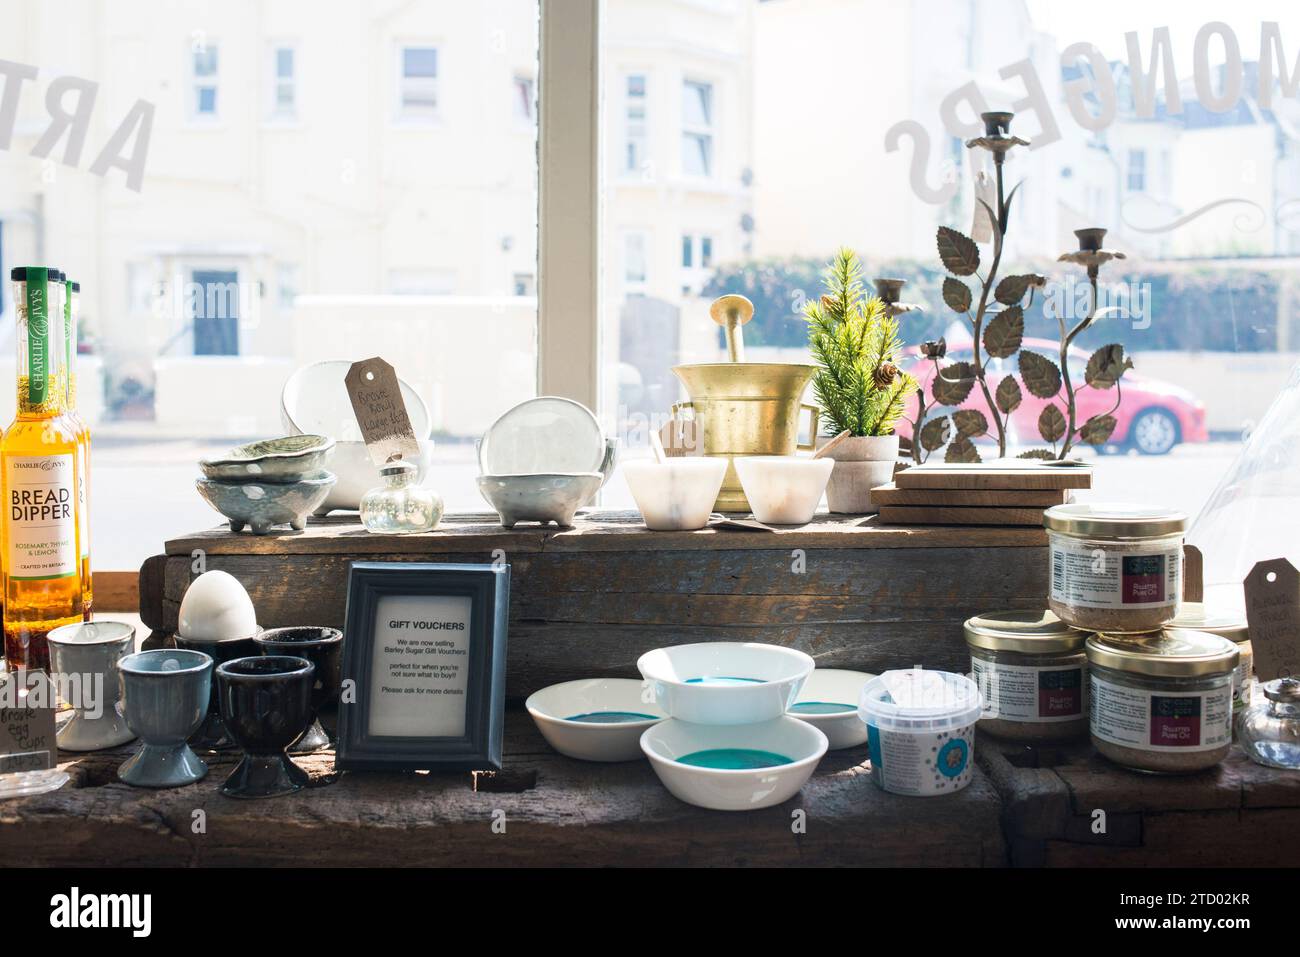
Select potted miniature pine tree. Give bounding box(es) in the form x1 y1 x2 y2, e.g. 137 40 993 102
804 248 915 513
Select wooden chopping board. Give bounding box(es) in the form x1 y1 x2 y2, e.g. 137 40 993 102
877 505 1049 526
871 483 1070 507
894 463 1092 490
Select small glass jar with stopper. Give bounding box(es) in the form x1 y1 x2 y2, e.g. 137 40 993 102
360 459 443 534
1239 677 1300 770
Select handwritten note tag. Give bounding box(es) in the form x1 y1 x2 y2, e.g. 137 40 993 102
1244 558 1300 681
344 358 421 468
0 672 58 773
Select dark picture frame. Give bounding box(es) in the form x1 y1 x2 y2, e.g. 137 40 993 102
336 562 509 772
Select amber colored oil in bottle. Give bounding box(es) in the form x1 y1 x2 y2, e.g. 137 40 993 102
2 267 84 672
64 278 92 619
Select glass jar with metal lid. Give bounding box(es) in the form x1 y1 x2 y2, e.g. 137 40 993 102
1167 602 1253 716
1240 677 1300 770
1043 503 1187 634
964 610 1089 741
1086 629 1238 773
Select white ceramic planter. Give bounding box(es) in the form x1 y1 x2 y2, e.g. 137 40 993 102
623 458 727 531
637 641 814 725
640 716 828 811
818 434 899 514
732 456 834 525
789 668 876 750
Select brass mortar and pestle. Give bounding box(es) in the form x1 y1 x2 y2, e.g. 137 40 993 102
671 294 819 512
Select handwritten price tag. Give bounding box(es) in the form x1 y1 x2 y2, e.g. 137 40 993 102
344 357 421 468
1244 558 1300 681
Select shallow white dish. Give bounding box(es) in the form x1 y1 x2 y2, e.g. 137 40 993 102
637 642 814 726
280 359 432 440
734 455 834 525
315 439 435 514
526 678 665 762
640 716 827 811
789 669 875 749
479 396 605 475
623 457 727 531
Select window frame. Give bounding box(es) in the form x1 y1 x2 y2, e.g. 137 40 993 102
395 41 442 124
622 71 649 177
267 41 299 122
680 76 716 179
188 40 220 122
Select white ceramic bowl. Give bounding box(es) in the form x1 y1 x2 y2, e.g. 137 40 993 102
789 669 875 749
314 439 435 514
640 716 828 811
476 472 603 528
623 458 727 531
637 642 815 726
526 678 665 762
280 360 432 440
733 456 834 525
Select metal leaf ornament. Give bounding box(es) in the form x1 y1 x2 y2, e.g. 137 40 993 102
995 375 1022 414
919 415 952 452
952 409 989 437
937 227 980 277
1038 404 1067 443
945 434 981 463
1079 414 1118 446
931 360 977 406
942 277 972 313
1019 351 1062 399
983 305 1024 359
1084 344 1134 390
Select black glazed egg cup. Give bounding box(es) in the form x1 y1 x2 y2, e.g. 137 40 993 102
253 626 343 753
216 655 316 799
175 632 260 751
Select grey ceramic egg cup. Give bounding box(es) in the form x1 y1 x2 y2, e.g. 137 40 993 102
117 649 213 788
47 621 138 752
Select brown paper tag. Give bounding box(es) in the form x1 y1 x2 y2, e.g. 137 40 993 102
659 417 702 457
0 673 58 773
1183 545 1204 602
1244 558 1300 681
344 357 421 468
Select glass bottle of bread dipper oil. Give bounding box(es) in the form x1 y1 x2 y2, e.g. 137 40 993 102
2 266 84 672
63 276 92 619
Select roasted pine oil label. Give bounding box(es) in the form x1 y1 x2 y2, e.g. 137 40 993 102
5 454 77 580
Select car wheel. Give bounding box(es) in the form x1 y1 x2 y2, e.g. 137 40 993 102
1130 408 1180 455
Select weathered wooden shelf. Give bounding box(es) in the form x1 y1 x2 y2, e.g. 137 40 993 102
977 735 1300 867
142 510 1050 700
0 710 1004 867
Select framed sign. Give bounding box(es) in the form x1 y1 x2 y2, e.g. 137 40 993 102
336 562 510 771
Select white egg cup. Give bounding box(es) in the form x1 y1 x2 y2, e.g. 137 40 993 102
623 458 728 531
526 678 665 762
637 642 814 726
640 716 828 811
733 456 834 525
789 668 875 750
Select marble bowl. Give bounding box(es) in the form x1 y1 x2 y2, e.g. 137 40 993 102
526 678 665 762
637 641 815 726
315 439 435 514
196 473 335 534
623 458 727 530
733 456 834 525
640 716 827 811
199 435 335 483
789 669 875 750
476 472 603 528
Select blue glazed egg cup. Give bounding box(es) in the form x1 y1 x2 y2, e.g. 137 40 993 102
117 649 213 789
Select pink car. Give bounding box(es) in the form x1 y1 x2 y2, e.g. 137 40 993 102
898 338 1207 456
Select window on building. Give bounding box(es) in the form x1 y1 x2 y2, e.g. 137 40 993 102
270 45 297 118
625 74 648 174
399 46 439 119
624 232 648 286
514 74 535 123
681 79 713 176
680 234 714 269
513 272 536 296
277 264 299 309
191 43 219 118
1127 148 1146 192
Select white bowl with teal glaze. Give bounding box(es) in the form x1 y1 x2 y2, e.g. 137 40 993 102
640 716 827 811
789 669 875 750
637 642 815 725
526 678 665 762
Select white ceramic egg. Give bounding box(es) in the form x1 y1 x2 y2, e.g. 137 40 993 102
177 570 259 641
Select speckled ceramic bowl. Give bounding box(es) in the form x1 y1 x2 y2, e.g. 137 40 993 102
476 472 603 528
199 435 335 483
196 473 335 534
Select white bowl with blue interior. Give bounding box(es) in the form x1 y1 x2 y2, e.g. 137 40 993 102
637 642 815 726
640 716 828 811
526 678 665 762
788 668 875 750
